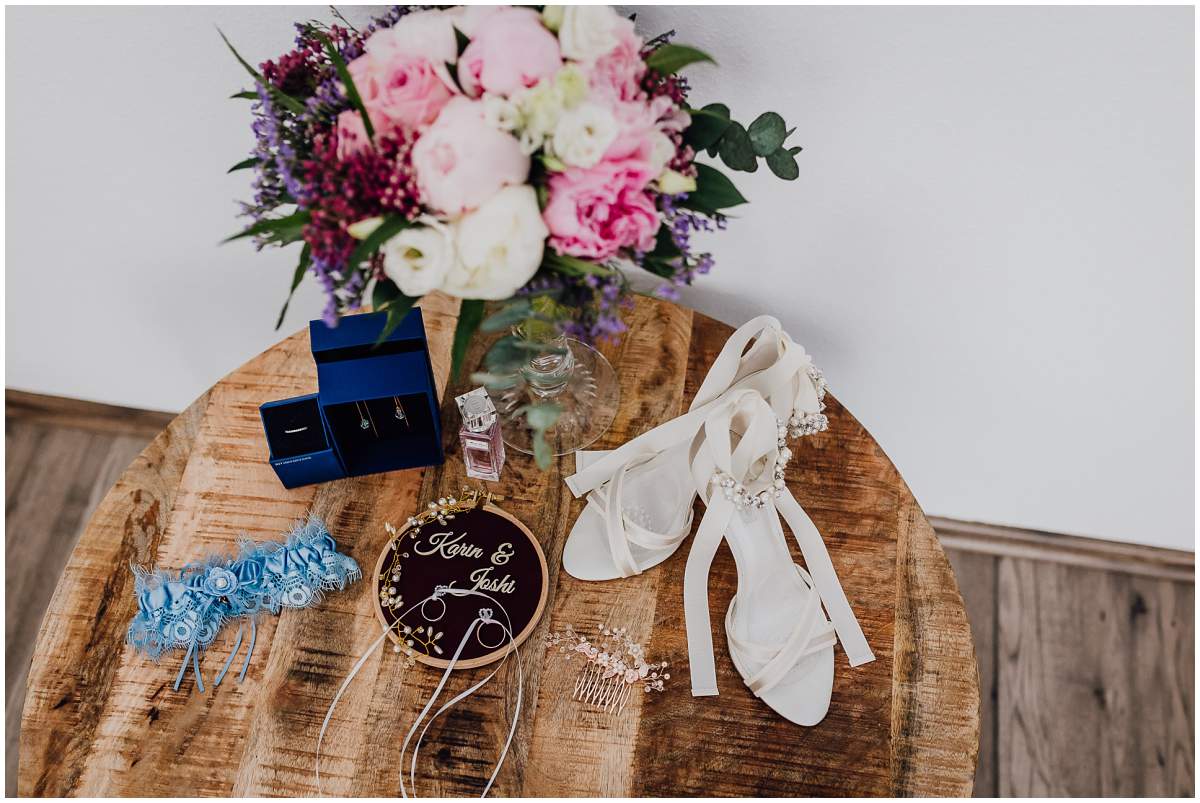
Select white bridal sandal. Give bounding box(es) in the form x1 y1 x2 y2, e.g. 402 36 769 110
563 316 827 581
683 389 874 724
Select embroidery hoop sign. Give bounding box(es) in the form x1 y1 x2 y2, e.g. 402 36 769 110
373 491 547 669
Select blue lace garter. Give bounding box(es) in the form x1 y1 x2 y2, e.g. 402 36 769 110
126 516 360 693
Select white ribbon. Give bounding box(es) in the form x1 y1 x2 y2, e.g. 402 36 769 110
316 587 523 798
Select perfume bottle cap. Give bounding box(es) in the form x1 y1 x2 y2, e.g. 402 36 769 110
456 388 498 432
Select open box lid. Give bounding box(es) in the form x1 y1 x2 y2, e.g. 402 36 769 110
309 308 439 405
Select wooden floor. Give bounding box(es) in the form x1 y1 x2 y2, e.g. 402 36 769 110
4 390 1195 797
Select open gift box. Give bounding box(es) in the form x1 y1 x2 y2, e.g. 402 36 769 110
259 307 444 488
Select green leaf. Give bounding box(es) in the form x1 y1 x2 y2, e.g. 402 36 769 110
372 277 401 311
275 243 311 330
692 163 748 210
645 44 715 75
684 103 732 151
227 157 258 173
451 299 485 381
480 299 534 333
348 214 409 268
375 295 417 345
717 122 758 172
229 90 258 100
453 26 470 55
747 111 787 157
217 28 306 115
765 147 800 181
313 31 374 142
542 251 615 278
223 210 310 244
651 225 682 259
520 402 562 470
469 370 520 390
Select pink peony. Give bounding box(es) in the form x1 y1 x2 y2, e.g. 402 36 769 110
457 7 562 97
543 159 661 260
586 17 646 104
347 49 453 137
411 97 531 216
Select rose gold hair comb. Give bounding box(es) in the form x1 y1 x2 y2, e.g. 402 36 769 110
544 623 669 714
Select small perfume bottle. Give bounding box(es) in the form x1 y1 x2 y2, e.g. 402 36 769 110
456 388 505 482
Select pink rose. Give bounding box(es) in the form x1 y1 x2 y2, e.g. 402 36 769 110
347 49 452 137
457 7 562 98
587 17 645 104
543 159 661 260
411 97 531 216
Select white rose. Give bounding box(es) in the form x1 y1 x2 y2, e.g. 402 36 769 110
552 104 618 168
381 217 457 297
646 130 677 175
364 8 461 91
557 5 622 62
444 186 548 300
657 169 696 195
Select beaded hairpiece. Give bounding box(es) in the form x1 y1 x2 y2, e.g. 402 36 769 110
545 623 669 714
126 515 360 693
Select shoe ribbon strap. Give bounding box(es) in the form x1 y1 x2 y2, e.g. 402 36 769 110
566 319 815 499
682 391 874 697
584 456 694 578
725 566 838 697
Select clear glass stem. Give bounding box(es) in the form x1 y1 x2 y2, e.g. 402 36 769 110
521 334 575 399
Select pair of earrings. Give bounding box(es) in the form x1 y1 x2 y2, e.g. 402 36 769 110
354 398 409 436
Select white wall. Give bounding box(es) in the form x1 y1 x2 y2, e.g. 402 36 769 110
5 5 1193 550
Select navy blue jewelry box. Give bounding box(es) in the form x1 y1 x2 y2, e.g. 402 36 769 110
259 308 445 488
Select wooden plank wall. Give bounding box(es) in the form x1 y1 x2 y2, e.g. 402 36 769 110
5 390 1195 797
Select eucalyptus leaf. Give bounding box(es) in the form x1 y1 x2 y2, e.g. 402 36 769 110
747 112 787 157
480 299 534 333
789 145 803 156
227 157 258 173
314 31 374 141
451 299 485 381
217 28 306 115
532 430 552 469
470 371 520 390
717 122 757 172
645 44 715 74
484 335 529 375
520 401 561 431
275 243 311 330
348 214 409 268
765 147 799 180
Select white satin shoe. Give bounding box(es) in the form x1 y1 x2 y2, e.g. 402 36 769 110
563 315 829 581
682 389 874 725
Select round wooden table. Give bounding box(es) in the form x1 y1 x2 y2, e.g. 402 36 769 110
19 294 979 796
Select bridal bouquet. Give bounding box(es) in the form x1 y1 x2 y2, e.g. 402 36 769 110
225 5 800 379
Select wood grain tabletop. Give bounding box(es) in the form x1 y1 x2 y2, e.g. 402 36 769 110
18 293 978 796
